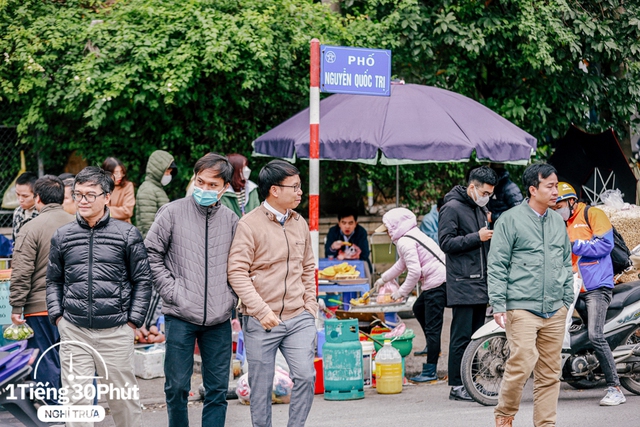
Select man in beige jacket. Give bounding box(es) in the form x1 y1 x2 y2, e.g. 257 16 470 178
228 160 318 427
10 175 73 404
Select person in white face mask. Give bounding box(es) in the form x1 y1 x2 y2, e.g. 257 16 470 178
135 150 177 238
219 153 260 217
438 165 497 402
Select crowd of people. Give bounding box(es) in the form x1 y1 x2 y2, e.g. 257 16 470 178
4 155 626 427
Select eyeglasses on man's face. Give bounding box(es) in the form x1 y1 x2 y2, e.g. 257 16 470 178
72 192 106 203
275 183 302 192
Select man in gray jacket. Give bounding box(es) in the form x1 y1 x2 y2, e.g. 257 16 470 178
10 175 73 404
145 153 238 427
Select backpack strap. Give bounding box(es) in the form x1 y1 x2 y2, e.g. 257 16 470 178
583 205 591 230
402 234 446 266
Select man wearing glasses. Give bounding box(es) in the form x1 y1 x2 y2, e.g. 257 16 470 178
439 165 497 401
228 159 318 427
46 166 152 427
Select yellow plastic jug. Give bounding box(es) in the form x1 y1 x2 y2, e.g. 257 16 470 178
375 340 403 394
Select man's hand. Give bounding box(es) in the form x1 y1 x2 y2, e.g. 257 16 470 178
330 240 344 251
127 321 137 330
493 312 507 329
11 314 26 325
373 278 385 292
259 311 282 331
479 227 494 242
55 317 62 326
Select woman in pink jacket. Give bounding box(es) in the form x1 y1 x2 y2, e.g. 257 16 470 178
374 207 447 383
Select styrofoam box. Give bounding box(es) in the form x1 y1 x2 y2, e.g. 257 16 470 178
134 345 165 379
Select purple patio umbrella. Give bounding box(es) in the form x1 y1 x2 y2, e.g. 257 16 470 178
253 83 537 164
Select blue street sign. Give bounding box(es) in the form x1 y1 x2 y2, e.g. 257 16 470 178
320 45 391 97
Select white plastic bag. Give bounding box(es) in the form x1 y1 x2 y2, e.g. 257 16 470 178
600 189 626 210
563 274 583 349
234 367 294 405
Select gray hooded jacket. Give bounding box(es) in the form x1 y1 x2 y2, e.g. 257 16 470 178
145 196 239 326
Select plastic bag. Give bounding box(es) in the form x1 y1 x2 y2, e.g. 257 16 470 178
236 373 251 405
376 279 400 304
1 151 26 210
600 189 626 210
3 323 34 341
272 367 293 404
235 367 294 405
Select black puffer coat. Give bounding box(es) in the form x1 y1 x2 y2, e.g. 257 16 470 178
46 209 152 329
438 186 491 306
488 170 523 222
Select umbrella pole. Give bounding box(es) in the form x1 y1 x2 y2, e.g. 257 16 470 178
396 165 400 207
310 38 321 291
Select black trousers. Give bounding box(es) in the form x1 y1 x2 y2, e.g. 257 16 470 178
448 304 487 386
412 284 447 365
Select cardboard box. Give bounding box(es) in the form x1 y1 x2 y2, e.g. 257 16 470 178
134 344 165 379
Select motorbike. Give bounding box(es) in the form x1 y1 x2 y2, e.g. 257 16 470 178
461 280 640 406
0 341 48 427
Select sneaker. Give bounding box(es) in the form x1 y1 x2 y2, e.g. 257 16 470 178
600 386 626 406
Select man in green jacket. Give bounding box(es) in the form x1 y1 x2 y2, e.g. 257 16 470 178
135 149 176 238
487 163 574 427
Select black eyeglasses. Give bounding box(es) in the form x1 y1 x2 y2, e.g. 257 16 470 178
72 192 105 203
275 183 302 192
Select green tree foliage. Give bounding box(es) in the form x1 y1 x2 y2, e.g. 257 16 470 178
1 0 639 211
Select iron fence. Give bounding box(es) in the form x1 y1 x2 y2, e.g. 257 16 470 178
0 127 23 228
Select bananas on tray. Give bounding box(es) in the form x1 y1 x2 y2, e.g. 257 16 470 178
319 262 361 280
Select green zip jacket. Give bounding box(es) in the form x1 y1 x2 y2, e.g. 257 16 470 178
487 201 574 314
220 180 260 217
136 150 174 238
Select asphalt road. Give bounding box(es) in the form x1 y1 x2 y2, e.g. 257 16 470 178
137 380 639 427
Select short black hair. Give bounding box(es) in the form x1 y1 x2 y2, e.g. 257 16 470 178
436 198 445 210
258 160 300 199
193 153 233 184
73 166 114 194
58 173 75 188
468 166 498 187
16 172 38 192
34 175 65 205
522 163 557 197
338 208 358 222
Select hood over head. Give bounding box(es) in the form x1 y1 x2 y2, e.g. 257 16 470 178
381 207 417 242
145 150 175 184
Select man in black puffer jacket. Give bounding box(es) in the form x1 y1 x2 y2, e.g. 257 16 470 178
439 165 497 402
488 164 523 223
47 166 152 427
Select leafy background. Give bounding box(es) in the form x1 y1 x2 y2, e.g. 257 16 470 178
1 0 639 215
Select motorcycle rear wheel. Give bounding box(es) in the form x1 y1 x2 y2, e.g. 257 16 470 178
461 333 508 406
620 325 640 395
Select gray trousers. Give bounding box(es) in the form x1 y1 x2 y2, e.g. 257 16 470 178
243 311 316 427
58 318 142 427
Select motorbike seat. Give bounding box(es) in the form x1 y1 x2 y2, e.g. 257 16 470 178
610 280 640 310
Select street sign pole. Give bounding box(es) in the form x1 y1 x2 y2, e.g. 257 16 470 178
309 39 320 290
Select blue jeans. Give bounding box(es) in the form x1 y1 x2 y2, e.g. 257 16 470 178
25 315 61 405
164 315 232 427
581 287 620 387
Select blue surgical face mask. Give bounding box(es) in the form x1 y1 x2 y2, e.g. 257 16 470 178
192 186 220 206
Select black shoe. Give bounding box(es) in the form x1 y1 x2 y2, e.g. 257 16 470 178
414 345 428 356
449 385 474 401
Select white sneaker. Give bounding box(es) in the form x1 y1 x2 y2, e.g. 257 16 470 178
600 387 626 406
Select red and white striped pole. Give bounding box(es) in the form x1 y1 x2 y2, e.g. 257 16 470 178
309 38 320 288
